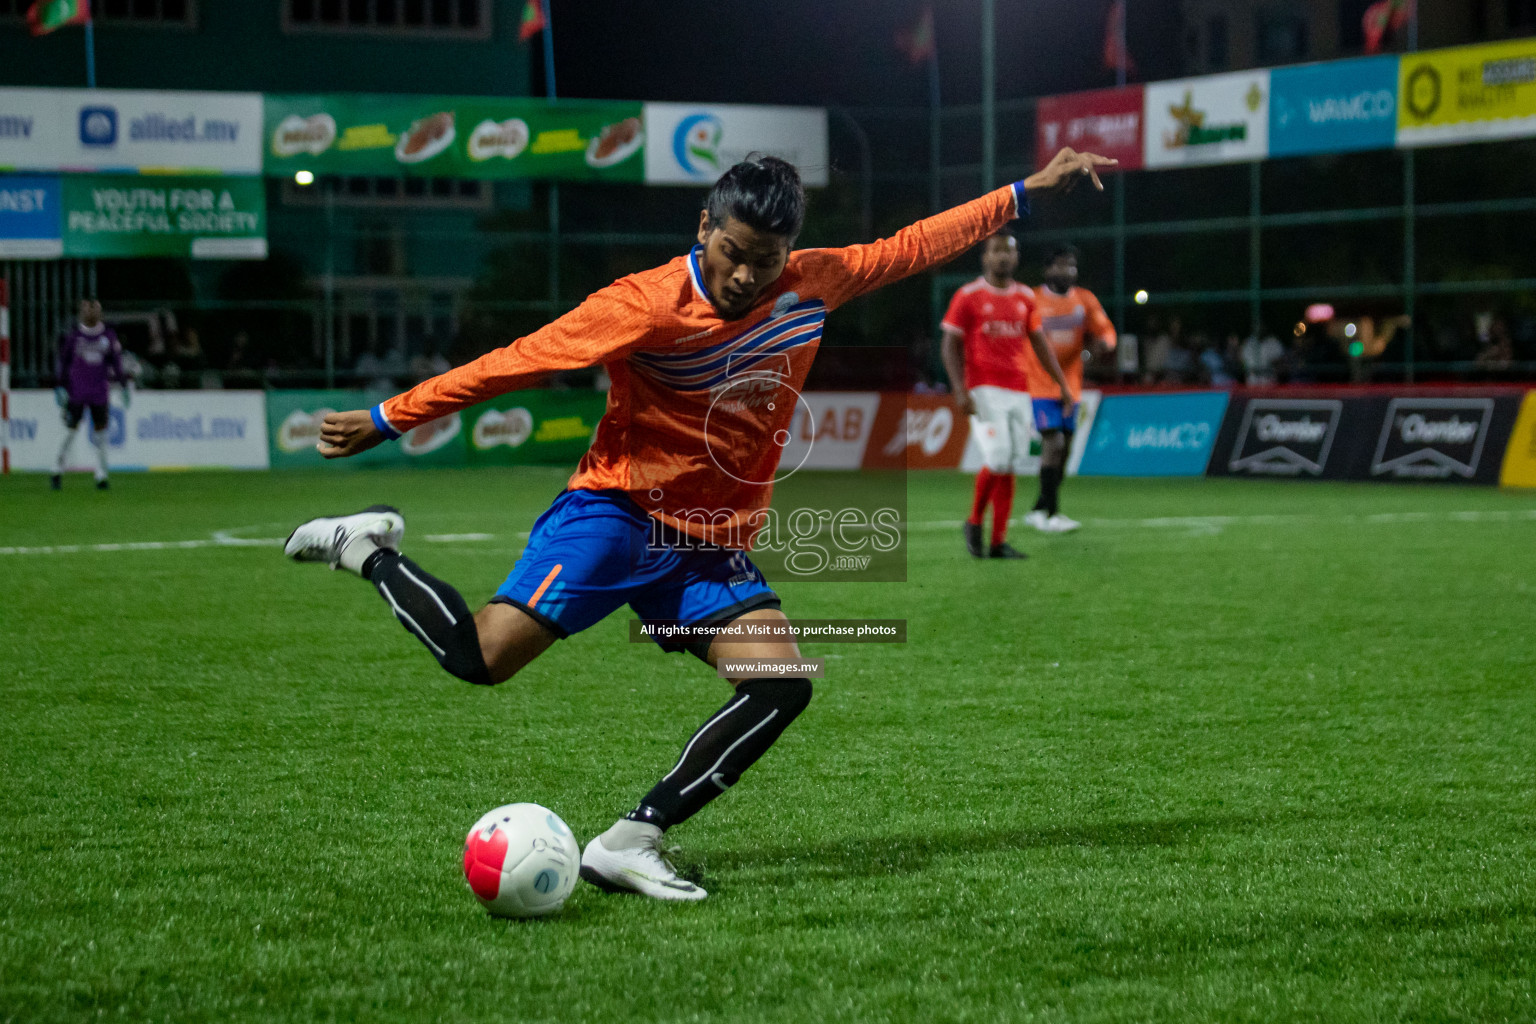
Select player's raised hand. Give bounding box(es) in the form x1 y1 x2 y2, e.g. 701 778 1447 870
1025 148 1118 195
317 409 385 458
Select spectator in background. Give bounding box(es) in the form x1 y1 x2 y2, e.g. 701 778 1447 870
1474 317 1514 374
1199 334 1238 386
409 340 451 386
1141 315 1174 385
354 338 403 393
1164 329 1196 383
1242 326 1286 386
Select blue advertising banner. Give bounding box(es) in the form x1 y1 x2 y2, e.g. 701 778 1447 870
1270 56 1399 158
1078 392 1230 477
0 174 62 257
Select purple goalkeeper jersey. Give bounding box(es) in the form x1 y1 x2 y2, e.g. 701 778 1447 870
56 323 124 405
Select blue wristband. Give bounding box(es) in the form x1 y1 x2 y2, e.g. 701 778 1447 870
1011 182 1031 220
369 404 402 440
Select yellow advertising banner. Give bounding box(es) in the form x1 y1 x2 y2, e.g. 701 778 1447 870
1500 392 1536 488
1398 37 1536 147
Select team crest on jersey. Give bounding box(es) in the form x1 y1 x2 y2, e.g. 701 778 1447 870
771 292 800 318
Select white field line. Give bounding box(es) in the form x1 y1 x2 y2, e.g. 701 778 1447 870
1 509 1531 557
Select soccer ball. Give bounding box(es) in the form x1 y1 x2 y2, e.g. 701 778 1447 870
462 803 579 918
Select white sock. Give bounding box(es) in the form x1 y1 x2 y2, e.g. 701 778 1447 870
56 429 76 474
337 535 382 575
598 820 662 852
92 429 109 481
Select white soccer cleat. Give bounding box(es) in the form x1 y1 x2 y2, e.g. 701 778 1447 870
1045 514 1082 533
1024 510 1050 532
580 825 707 902
284 504 404 572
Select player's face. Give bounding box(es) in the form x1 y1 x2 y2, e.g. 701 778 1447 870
1046 255 1078 293
697 213 790 320
981 237 1019 282
79 300 102 326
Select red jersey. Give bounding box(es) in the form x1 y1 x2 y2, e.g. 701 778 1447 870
377 184 1026 548
1025 285 1115 400
941 278 1037 392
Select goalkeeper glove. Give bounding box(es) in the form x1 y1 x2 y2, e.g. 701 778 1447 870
119 382 134 410
54 386 68 408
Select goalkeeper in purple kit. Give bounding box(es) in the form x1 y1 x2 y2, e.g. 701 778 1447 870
52 298 128 491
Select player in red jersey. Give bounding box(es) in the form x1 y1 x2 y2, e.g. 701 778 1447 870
1023 244 1117 533
283 149 1114 902
940 232 1072 559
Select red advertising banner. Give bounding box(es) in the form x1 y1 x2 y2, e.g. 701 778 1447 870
1036 86 1145 171
863 393 970 471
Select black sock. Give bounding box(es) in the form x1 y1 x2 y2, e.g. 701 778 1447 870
628 678 812 829
1040 466 1063 517
363 549 492 685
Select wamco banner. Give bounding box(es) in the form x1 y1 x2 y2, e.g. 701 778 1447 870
0 88 262 175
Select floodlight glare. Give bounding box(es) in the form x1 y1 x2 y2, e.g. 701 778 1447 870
295 170 315 186
1134 290 1149 305
1345 322 1358 338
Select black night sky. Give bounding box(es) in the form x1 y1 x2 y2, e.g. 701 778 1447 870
545 1 1183 108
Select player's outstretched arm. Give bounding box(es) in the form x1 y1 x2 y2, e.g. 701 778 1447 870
813 148 1116 308
360 278 654 446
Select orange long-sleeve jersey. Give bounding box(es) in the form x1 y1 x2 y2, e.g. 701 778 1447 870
1024 285 1116 401
374 183 1028 547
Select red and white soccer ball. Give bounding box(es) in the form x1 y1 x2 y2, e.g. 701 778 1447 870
462 803 579 918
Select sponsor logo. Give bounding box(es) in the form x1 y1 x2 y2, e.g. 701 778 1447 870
1116 422 1212 451
467 118 529 162
276 407 334 453
400 414 462 456
1371 398 1493 479
1228 399 1342 476
1406 64 1442 119
1164 86 1261 150
1063 111 1140 150
271 113 337 158
1483 57 1536 87
79 106 118 147
881 406 954 458
136 412 246 441
0 115 34 139
1289 89 1396 127
472 407 534 449
673 113 723 176
0 186 49 214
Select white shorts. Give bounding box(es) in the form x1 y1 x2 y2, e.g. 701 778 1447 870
969 385 1035 474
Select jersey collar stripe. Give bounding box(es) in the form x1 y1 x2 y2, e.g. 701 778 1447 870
637 306 825 369
687 246 713 306
633 318 824 380
645 323 823 386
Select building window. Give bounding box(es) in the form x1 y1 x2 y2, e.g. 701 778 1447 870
0 0 197 25
1205 14 1229 71
283 0 490 37
282 176 493 210
1257 11 1309 65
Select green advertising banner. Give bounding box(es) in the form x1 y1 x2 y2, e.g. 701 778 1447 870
265 94 645 182
463 390 607 466
267 389 605 469
61 175 267 259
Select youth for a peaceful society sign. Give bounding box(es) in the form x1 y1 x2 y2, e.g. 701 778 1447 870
60 175 266 259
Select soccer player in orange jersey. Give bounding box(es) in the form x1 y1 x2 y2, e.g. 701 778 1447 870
940 232 1073 559
283 149 1114 901
1023 244 1117 533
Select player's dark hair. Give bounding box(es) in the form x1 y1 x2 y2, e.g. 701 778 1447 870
986 230 1016 247
1045 243 1080 266
704 154 805 244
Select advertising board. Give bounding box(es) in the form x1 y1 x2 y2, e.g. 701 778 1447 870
1077 391 1229 476
1036 87 1144 171
1398 38 1536 147
1144 71 1271 169
6 389 268 470
1270 56 1400 157
642 103 828 187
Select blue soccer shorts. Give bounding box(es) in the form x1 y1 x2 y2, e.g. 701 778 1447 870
1032 397 1077 435
492 489 780 653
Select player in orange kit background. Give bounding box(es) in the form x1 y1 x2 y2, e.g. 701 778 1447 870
282 149 1115 902
1024 244 1117 533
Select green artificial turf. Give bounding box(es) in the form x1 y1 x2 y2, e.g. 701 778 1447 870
3 468 1534 1023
